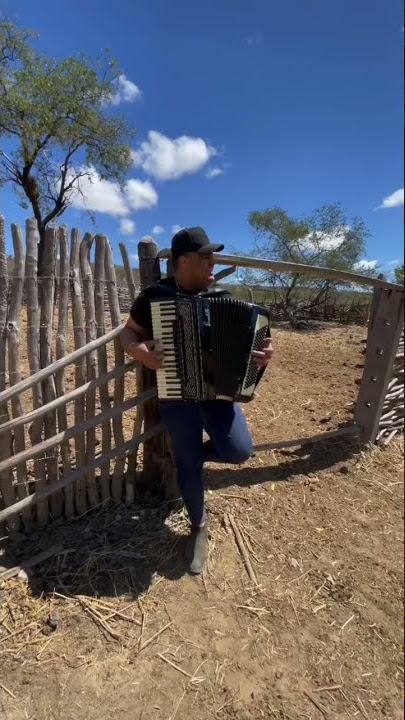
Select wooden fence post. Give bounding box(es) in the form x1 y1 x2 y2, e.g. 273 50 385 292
138 238 164 488
353 287 404 445
40 226 62 519
123 247 145 494
25 218 48 526
119 242 137 303
80 233 99 509
95 234 112 501
137 238 176 499
0 214 19 533
69 228 87 515
126 365 145 497
166 255 174 278
8 224 32 528
56 226 73 517
104 236 126 502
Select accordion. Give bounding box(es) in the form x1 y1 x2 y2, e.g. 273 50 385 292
150 294 270 402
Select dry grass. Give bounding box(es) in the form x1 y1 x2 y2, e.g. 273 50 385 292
0 324 403 720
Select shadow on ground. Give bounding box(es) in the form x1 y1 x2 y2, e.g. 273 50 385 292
1 495 188 602
0 436 360 600
206 434 360 491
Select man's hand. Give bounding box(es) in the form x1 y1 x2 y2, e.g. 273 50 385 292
132 340 164 371
251 337 274 368
121 317 164 370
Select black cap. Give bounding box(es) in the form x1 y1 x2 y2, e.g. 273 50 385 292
171 226 224 259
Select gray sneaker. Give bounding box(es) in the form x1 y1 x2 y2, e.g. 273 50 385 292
186 524 209 575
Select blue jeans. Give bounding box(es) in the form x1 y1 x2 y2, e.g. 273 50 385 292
159 400 253 527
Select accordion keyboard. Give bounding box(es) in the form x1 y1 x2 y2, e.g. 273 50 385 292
151 294 271 403
241 319 269 397
150 300 182 399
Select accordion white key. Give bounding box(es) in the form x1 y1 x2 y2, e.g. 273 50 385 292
151 295 270 402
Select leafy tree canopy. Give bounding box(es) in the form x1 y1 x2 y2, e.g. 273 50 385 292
238 203 374 325
394 264 404 286
0 18 135 260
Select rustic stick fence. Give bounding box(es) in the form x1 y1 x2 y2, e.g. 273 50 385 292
0 218 403 535
8 261 375 326
0 216 157 533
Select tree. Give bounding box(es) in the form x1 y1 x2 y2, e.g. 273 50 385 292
0 19 135 270
240 203 372 326
394 264 404 286
0 20 36 83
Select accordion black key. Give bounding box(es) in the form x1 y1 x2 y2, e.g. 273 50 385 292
151 295 271 402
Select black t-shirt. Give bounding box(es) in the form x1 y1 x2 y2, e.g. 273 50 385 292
130 277 232 338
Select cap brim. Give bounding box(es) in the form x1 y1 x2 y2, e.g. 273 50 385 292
196 243 224 254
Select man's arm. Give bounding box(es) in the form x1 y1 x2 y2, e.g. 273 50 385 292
120 315 146 356
120 315 164 371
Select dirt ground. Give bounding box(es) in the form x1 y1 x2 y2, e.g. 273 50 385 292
0 325 404 720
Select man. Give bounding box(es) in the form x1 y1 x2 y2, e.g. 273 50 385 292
120 227 273 574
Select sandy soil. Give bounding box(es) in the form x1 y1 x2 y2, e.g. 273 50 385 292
0 324 403 720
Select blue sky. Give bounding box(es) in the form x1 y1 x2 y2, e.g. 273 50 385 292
1 0 404 277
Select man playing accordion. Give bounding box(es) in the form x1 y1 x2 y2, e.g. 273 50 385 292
120 227 273 574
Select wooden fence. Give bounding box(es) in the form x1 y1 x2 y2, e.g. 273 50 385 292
10 275 372 327
0 218 164 534
0 217 403 534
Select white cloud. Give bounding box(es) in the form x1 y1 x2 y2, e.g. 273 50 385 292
119 219 136 235
354 259 378 272
351 259 403 282
66 167 158 217
126 178 158 210
381 259 403 282
377 188 404 209
299 230 349 251
151 225 165 235
206 167 224 179
132 130 217 181
171 224 184 235
68 169 129 216
110 74 142 105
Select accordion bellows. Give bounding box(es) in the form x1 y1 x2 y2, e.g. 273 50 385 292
151 295 270 402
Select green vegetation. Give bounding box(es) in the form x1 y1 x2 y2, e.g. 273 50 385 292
234 203 374 323
0 19 134 271
394 264 404 286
